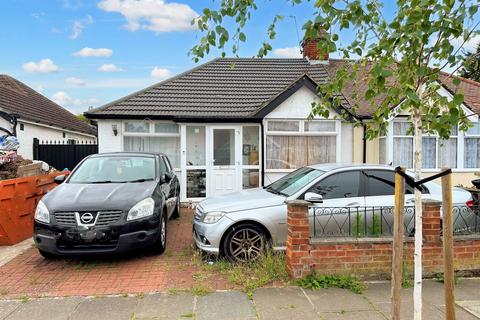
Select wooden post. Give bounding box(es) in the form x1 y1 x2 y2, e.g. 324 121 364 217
391 167 406 320
441 168 456 320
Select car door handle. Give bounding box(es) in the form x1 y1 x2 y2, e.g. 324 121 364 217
346 202 360 207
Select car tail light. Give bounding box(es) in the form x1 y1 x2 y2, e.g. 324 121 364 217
466 199 474 208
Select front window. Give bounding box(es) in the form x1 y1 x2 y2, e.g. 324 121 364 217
465 123 480 168
392 121 457 169
266 167 324 197
123 121 180 168
69 156 156 183
307 171 361 199
266 120 337 170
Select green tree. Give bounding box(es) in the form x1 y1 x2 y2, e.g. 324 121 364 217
461 43 480 81
76 114 89 124
191 1 479 319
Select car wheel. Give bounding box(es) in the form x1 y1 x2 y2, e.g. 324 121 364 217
171 195 180 219
223 223 266 262
38 249 57 260
153 212 167 254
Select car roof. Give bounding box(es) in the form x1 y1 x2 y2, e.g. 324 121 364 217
89 152 162 158
308 163 396 172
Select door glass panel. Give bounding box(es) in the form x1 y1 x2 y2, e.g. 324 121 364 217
242 126 259 165
214 129 235 166
243 169 259 189
187 126 206 166
364 170 414 196
308 171 361 200
187 169 206 198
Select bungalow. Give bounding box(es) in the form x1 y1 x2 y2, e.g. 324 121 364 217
0 75 97 160
85 39 480 202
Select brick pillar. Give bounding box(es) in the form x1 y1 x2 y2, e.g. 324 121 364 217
286 200 311 279
422 200 442 244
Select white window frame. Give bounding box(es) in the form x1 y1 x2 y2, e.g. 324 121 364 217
387 119 480 172
264 119 341 173
122 120 181 170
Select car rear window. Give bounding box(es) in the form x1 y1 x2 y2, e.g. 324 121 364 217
69 156 156 183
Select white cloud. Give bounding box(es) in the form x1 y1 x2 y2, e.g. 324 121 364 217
70 15 93 39
273 47 302 58
450 34 480 53
36 85 45 93
65 77 86 86
52 91 81 107
22 59 59 73
151 67 172 79
98 63 124 72
73 47 113 57
97 0 198 33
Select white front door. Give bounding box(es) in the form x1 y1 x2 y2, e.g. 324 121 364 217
210 127 241 196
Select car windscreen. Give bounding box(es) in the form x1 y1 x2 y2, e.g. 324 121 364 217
68 156 156 183
265 167 325 197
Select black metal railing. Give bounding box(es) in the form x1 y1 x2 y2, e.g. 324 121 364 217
452 205 480 236
311 205 480 238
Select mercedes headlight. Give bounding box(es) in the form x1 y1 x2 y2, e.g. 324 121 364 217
127 198 155 221
34 200 50 224
202 211 225 224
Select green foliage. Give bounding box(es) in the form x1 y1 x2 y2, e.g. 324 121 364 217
352 212 382 237
460 43 480 81
295 274 366 294
76 114 90 124
204 250 290 297
402 262 414 288
192 0 480 142
434 272 458 284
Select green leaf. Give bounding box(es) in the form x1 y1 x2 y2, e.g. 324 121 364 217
239 32 246 42
453 93 464 105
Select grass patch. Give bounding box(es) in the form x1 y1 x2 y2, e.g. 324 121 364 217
19 295 29 303
203 251 290 297
434 272 458 284
190 285 212 296
0 288 9 296
180 312 195 318
295 274 365 294
402 262 413 288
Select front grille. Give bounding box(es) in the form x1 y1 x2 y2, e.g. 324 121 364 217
54 212 76 226
96 211 122 227
54 211 122 227
194 205 204 221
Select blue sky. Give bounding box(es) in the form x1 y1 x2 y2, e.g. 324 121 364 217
0 0 478 115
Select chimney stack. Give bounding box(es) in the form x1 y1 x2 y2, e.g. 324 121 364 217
301 28 329 62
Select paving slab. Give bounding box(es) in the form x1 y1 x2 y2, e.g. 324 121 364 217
0 301 20 320
0 239 34 268
134 293 194 320
5 297 83 320
254 287 317 320
456 301 480 319
304 288 373 312
318 310 387 320
69 296 137 320
196 291 256 320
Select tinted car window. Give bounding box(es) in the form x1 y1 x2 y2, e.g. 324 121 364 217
363 170 415 196
159 157 168 176
307 171 362 199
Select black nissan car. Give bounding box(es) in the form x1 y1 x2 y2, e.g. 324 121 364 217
34 152 180 258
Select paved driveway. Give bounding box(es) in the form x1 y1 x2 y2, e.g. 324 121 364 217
0 209 232 299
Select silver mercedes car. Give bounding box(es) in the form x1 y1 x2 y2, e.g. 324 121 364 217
193 164 473 262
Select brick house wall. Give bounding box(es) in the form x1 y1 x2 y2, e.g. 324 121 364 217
286 200 480 279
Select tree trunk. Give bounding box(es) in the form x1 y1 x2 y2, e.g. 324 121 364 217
413 107 423 320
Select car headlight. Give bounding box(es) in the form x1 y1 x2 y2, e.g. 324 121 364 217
127 198 155 221
34 200 50 223
202 211 225 224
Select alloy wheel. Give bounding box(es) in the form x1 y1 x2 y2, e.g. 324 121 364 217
228 227 264 262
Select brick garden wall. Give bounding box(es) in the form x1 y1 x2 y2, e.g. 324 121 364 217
286 200 480 279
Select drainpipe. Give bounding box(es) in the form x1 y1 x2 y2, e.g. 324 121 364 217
260 120 265 187
362 122 367 164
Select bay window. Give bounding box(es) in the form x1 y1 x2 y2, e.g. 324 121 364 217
391 120 458 169
266 120 337 170
123 121 180 168
465 123 480 168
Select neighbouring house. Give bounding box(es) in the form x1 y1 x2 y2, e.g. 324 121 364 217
0 75 97 160
85 39 480 202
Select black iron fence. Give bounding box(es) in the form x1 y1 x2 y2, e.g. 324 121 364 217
311 205 480 238
33 138 98 171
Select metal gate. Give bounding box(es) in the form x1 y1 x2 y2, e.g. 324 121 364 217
33 138 98 170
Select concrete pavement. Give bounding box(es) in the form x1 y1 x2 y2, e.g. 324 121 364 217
1 279 480 320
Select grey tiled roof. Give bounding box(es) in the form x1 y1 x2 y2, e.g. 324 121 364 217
86 58 341 119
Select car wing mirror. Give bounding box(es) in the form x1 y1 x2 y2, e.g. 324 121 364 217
305 192 323 203
54 174 66 184
161 172 173 183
